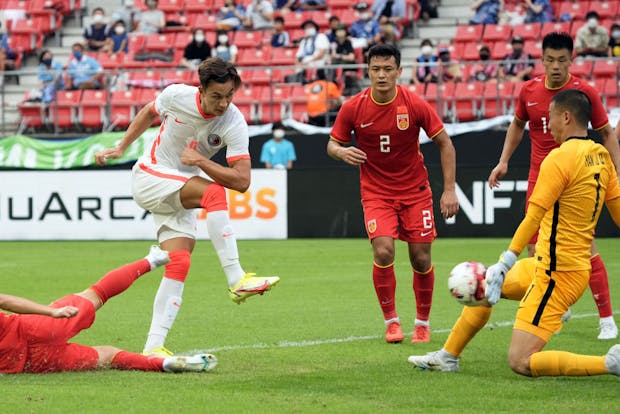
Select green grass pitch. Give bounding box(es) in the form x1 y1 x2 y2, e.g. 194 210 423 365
2 238 619 413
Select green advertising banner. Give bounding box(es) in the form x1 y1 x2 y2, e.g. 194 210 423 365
0 129 160 170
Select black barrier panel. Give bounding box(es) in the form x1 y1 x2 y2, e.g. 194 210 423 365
288 165 620 238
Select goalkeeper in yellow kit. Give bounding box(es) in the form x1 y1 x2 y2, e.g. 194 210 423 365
408 88 620 378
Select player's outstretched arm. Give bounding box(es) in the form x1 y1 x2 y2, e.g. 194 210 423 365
434 130 459 219
488 117 527 188
326 139 367 166
182 145 251 192
607 197 620 228
94 102 159 166
0 293 78 318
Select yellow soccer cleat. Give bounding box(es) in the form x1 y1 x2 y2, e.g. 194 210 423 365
228 273 280 304
143 346 174 358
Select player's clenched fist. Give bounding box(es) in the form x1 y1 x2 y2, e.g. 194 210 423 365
95 147 124 166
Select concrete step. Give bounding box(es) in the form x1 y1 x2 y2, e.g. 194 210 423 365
441 0 471 6
439 5 473 20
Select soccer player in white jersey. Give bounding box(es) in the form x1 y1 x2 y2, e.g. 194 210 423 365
95 57 280 357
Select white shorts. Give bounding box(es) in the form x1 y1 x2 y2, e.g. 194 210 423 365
132 162 200 242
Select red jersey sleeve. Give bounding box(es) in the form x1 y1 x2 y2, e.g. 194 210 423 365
514 82 529 122
580 82 609 130
409 91 444 139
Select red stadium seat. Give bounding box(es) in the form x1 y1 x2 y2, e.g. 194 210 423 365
523 40 542 59
237 47 269 66
511 23 542 41
332 9 356 26
482 24 512 43
194 13 217 31
145 33 175 52
453 25 484 44
184 0 213 13
162 69 193 86
310 11 331 29
158 0 185 12
110 89 140 129
592 59 618 79
284 11 312 30
258 85 290 123
596 1 619 20
453 81 485 122
137 88 162 125
97 52 121 70
242 68 273 85
270 47 297 66
570 59 593 79
603 78 620 108
482 79 513 119
234 30 267 49
174 32 194 51
462 42 484 61
404 83 425 96
50 90 81 130
540 22 571 39
17 92 47 131
128 69 163 88
491 41 512 60
556 1 590 21
80 90 108 130
127 34 147 53
234 85 261 124
289 84 308 122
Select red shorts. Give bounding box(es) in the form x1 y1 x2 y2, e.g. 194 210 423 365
20 294 99 373
362 197 436 243
525 180 538 245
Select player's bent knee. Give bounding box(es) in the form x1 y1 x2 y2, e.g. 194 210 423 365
508 351 532 377
94 345 122 367
165 250 191 282
200 183 228 212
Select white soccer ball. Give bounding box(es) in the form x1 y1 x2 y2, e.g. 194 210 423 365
448 261 488 306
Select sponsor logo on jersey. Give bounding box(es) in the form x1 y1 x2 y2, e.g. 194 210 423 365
207 133 222 146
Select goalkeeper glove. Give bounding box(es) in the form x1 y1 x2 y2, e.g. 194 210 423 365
485 250 517 305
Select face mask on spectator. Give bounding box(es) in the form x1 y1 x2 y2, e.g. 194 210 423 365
218 34 228 43
147 0 157 9
42 58 52 66
360 12 371 20
274 129 285 139
195 33 205 43
115 26 125 35
480 53 490 60
587 18 598 29
305 28 317 37
613 30 620 39
73 51 83 60
93 13 104 23
421 45 432 56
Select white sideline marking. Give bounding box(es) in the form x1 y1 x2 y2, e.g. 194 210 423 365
184 311 614 355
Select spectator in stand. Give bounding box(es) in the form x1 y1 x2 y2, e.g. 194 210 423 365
260 122 297 169
419 0 439 22
212 31 238 64
330 24 359 95
350 3 382 52
67 43 104 90
109 20 129 55
111 0 140 32
37 49 65 103
180 29 212 69
438 48 463 83
371 0 406 45
216 0 246 31
83 7 112 52
276 0 296 13
325 15 341 44
411 39 438 85
609 23 620 57
306 69 343 126
499 36 534 82
575 11 609 58
243 0 274 30
0 21 17 74
292 19 330 82
271 16 290 47
469 0 502 25
470 44 498 82
137 0 165 34
296 0 327 11
523 0 553 24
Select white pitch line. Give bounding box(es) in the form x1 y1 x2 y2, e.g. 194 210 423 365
183 310 613 355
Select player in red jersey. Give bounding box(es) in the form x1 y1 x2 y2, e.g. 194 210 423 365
488 32 620 340
327 44 459 344
0 246 216 374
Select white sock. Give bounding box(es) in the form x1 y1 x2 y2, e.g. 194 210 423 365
207 210 245 287
600 316 617 324
415 318 430 327
384 317 400 326
144 277 184 352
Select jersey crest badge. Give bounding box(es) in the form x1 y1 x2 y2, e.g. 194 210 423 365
207 133 222 146
367 219 377 234
396 113 409 130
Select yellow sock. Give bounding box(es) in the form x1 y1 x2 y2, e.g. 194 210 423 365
530 351 607 377
444 306 492 357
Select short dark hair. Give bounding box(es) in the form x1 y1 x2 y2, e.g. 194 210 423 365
542 32 573 55
551 89 592 128
93 7 104 14
586 11 599 20
198 57 242 90
420 38 433 47
367 43 401 67
274 16 284 24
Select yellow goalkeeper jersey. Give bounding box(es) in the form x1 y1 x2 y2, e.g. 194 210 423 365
529 137 620 271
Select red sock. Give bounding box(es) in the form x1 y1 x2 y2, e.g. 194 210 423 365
373 263 397 320
413 265 434 322
90 259 151 304
590 255 613 318
111 351 164 371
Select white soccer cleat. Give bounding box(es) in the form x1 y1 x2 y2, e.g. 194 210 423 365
605 344 620 376
163 354 218 373
407 349 459 372
145 245 170 269
598 318 619 340
561 308 572 324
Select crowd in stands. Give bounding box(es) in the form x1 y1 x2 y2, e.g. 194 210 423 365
7 0 620 131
